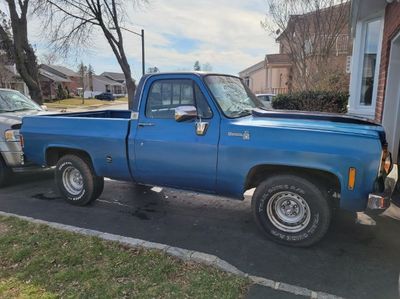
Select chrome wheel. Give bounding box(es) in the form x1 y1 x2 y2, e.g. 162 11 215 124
266 191 311 233
62 166 84 196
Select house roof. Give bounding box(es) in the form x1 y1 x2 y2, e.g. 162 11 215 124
276 2 350 41
100 72 126 81
265 54 291 65
43 64 80 77
94 75 124 86
238 60 266 76
39 69 71 82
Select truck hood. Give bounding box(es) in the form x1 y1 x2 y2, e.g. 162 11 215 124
0 110 49 141
0 110 49 128
0 109 57 127
232 109 386 144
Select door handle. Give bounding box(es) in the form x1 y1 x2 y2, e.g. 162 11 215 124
138 122 155 127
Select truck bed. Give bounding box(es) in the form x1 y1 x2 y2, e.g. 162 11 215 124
21 110 134 181
50 110 133 119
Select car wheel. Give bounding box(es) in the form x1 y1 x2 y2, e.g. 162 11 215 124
252 175 331 247
55 154 100 206
91 176 104 202
0 156 10 188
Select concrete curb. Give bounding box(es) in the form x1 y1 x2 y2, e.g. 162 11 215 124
0 211 344 299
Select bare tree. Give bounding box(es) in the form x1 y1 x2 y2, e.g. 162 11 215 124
147 66 159 74
40 52 60 65
0 13 14 88
194 61 201 71
0 2 43 104
37 0 140 109
88 64 94 96
0 64 13 88
202 62 212 72
77 61 87 104
263 0 350 91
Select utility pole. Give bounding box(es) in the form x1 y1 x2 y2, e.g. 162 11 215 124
141 29 145 76
110 27 145 76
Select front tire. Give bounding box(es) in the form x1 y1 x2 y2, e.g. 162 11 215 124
252 175 331 247
55 155 100 206
0 157 10 188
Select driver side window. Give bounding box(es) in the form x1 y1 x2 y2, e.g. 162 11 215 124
146 79 212 119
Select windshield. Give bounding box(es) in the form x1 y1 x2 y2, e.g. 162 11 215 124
0 90 41 113
204 75 261 118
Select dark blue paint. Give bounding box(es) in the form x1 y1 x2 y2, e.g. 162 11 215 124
21 72 385 212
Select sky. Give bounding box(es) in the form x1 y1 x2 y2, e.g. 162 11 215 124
26 0 279 81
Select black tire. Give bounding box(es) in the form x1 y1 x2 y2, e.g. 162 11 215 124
55 154 99 206
252 175 331 247
0 156 10 188
92 176 105 202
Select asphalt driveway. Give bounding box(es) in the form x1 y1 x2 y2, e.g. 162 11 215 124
0 173 399 299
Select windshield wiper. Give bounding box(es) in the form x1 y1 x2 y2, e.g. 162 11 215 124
231 109 253 118
8 108 38 112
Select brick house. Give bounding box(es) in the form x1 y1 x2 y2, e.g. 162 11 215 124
39 64 81 99
238 54 291 95
276 2 352 92
348 0 400 162
240 3 351 94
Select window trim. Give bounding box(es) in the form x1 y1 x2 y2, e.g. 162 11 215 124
145 78 213 119
348 13 384 119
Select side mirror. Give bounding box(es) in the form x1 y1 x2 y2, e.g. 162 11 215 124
175 105 197 122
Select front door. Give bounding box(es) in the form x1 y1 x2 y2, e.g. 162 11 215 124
133 75 220 192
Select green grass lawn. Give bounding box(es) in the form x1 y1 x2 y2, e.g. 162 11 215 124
117 96 128 102
45 97 128 109
0 216 248 298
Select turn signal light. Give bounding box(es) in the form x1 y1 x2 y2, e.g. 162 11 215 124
19 134 24 148
348 167 356 190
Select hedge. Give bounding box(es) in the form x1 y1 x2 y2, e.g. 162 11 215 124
271 91 349 113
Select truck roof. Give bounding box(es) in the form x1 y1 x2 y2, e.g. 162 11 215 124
141 71 239 79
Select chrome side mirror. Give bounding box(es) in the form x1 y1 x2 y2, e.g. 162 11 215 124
175 106 197 122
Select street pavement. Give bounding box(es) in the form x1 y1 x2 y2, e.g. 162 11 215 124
0 172 399 299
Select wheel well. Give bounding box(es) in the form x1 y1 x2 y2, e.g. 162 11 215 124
245 165 341 194
46 147 93 167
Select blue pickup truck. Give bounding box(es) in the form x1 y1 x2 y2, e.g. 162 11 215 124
20 72 398 246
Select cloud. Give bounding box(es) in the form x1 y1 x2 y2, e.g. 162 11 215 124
26 0 278 79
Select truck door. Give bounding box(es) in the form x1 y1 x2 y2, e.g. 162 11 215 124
132 75 220 192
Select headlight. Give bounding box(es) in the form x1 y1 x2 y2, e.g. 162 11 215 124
4 129 20 142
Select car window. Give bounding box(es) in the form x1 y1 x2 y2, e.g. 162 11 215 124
257 95 269 102
205 75 261 118
0 90 41 113
146 79 212 119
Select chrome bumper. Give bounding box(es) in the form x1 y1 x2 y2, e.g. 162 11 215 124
2 151 25 167
367 164 398 210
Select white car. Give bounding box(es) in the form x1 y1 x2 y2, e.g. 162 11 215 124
0 89 45 186
256 93 276 109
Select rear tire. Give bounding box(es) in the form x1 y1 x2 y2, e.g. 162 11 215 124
55 154 100 206
252 175 331 247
